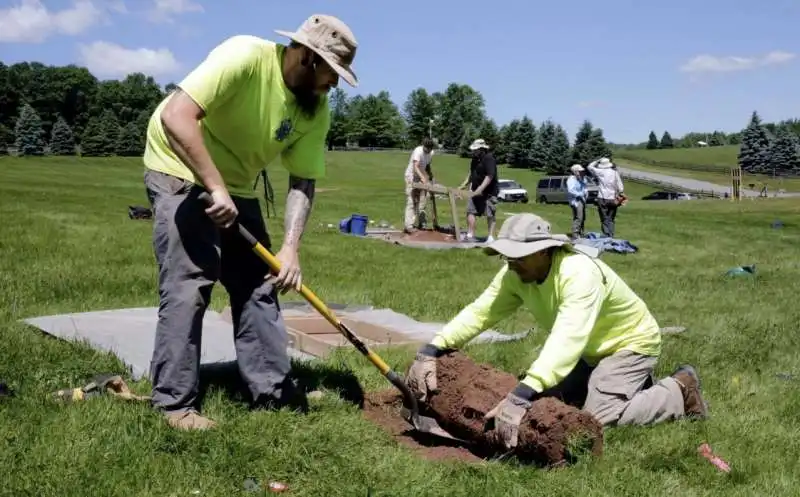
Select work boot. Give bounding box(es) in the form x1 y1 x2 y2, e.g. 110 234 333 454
671 364 709 419
166 409 217 431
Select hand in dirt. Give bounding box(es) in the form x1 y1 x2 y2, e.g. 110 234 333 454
484 392 533 450
406 346 439 402
269 245 302 294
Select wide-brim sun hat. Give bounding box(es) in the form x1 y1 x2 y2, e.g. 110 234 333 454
483 213 572 259
468 138 489 151
276 14 359 87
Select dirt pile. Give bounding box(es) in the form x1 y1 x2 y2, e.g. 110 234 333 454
425 352 604 466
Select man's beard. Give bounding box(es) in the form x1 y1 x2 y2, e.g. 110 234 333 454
290 69 322 118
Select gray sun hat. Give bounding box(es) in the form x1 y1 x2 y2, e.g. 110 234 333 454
276 14 359 87
484 213 572 259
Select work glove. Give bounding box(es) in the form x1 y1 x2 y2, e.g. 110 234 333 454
483 383 537 450
406 343 443 403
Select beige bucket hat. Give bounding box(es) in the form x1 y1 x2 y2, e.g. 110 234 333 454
484 213 572 259
276 14 359 87
468 138 489 151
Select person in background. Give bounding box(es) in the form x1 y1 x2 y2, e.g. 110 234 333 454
140 14 358 430
587 157 624 237
403 137 435 233
458 138 498 243
405 213 709 450
566 164 588 240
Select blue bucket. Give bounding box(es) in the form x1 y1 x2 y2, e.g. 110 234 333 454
350 214 368 236
339 217 352 233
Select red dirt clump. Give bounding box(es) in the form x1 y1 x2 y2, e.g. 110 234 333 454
425 352 604 467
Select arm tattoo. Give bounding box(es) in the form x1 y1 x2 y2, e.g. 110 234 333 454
284 175 315 248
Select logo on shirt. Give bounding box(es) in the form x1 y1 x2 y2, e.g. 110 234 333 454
275 118 294 142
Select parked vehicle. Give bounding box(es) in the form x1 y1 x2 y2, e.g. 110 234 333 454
496 179 529 203
641 191 697 201
535 175 599 204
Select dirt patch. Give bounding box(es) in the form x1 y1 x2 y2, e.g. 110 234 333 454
363 389 489 463
362 352 604 466
385 228 460 244
427 352 604 466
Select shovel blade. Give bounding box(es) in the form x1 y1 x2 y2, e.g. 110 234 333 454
400 407 467 443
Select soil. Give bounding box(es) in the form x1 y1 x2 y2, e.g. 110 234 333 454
361 352 604 467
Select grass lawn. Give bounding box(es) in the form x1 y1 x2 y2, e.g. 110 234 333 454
2 151 800 496
620 146 742 168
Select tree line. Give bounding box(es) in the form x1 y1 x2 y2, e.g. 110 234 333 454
2 60 613 174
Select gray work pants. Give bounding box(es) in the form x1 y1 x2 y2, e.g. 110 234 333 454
143 169 292 413
597 198 618 237
540 350 685 427
570 200 586 238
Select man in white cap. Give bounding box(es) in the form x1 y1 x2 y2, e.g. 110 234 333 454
566 164 588 239
458 138 498 242
140 14 358 430
587 157 624 237
403 137 436 233
406 213 708 449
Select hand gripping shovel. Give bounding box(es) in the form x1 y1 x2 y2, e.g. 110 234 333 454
197 192 461 442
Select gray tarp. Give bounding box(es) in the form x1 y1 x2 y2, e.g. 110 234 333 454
21 303 530 380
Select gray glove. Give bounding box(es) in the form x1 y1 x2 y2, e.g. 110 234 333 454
406 344 442 403
483 383 537 450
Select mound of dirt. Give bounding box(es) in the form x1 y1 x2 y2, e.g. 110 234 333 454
425 352 604 466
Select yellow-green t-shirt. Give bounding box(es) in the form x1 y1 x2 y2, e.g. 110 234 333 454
430 248 663 393
143 35 331 197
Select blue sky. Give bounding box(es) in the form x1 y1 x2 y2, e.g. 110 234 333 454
1 0 799 144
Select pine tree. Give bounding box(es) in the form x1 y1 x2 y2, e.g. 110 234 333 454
768 126 800 174
115 122 143 156
14 102 46 156
660 131 674 148
81 110 121 157
738 111 772 173
49 116 76 155
647 131 659 149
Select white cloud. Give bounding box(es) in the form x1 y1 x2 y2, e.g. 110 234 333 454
680 51 796 73
578 100 606 109
147 0 203 23
0 0 112 43
78 41 181 77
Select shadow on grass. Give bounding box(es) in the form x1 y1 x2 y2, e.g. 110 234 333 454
197 359 365 412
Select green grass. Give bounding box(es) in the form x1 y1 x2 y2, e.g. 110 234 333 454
617 146 800 193
2 151 800 496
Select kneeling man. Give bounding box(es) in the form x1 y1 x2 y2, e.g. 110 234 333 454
407 213 708 449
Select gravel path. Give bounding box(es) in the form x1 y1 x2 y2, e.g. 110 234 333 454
617 166 800 198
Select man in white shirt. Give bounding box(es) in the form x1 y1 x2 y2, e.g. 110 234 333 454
586 158 624 237
403 137 435 232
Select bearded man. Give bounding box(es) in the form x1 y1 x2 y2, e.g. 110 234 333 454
141 14 358 430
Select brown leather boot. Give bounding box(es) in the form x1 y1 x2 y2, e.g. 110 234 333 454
672 365 709 419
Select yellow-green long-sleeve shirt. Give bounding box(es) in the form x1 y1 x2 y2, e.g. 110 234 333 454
430 248 662 393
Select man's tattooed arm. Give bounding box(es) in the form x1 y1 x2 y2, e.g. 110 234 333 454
283 175 315 248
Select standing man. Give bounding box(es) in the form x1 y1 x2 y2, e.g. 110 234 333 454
403 137 435 233
141 14 359 430
587 157 624 237
406 213 709 449
458 138 498 242
566 164 588 240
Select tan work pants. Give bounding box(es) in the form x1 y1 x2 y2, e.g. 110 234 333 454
404 182 429 230
542 349 685 427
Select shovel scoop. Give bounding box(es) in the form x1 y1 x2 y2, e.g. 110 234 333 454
196 192 463 443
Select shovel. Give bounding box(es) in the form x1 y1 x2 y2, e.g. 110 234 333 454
197 192 463 442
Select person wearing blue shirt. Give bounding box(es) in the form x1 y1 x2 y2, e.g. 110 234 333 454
566 164 588 239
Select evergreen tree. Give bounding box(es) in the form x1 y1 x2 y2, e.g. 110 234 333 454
586 128 612 161
738 111 772 173
81 110 121 156
660 131 674 148
0 124 11 155
49 115 76 155
769 126 800 173
115 122 143 156
647 131 659 149
571 120 595 165
14 102 46 156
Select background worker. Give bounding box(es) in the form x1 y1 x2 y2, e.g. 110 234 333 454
406 213 708 449
141 14 359 431
586 157 624 237
458 138 498 242
403 137 435 233
566 164 588 240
